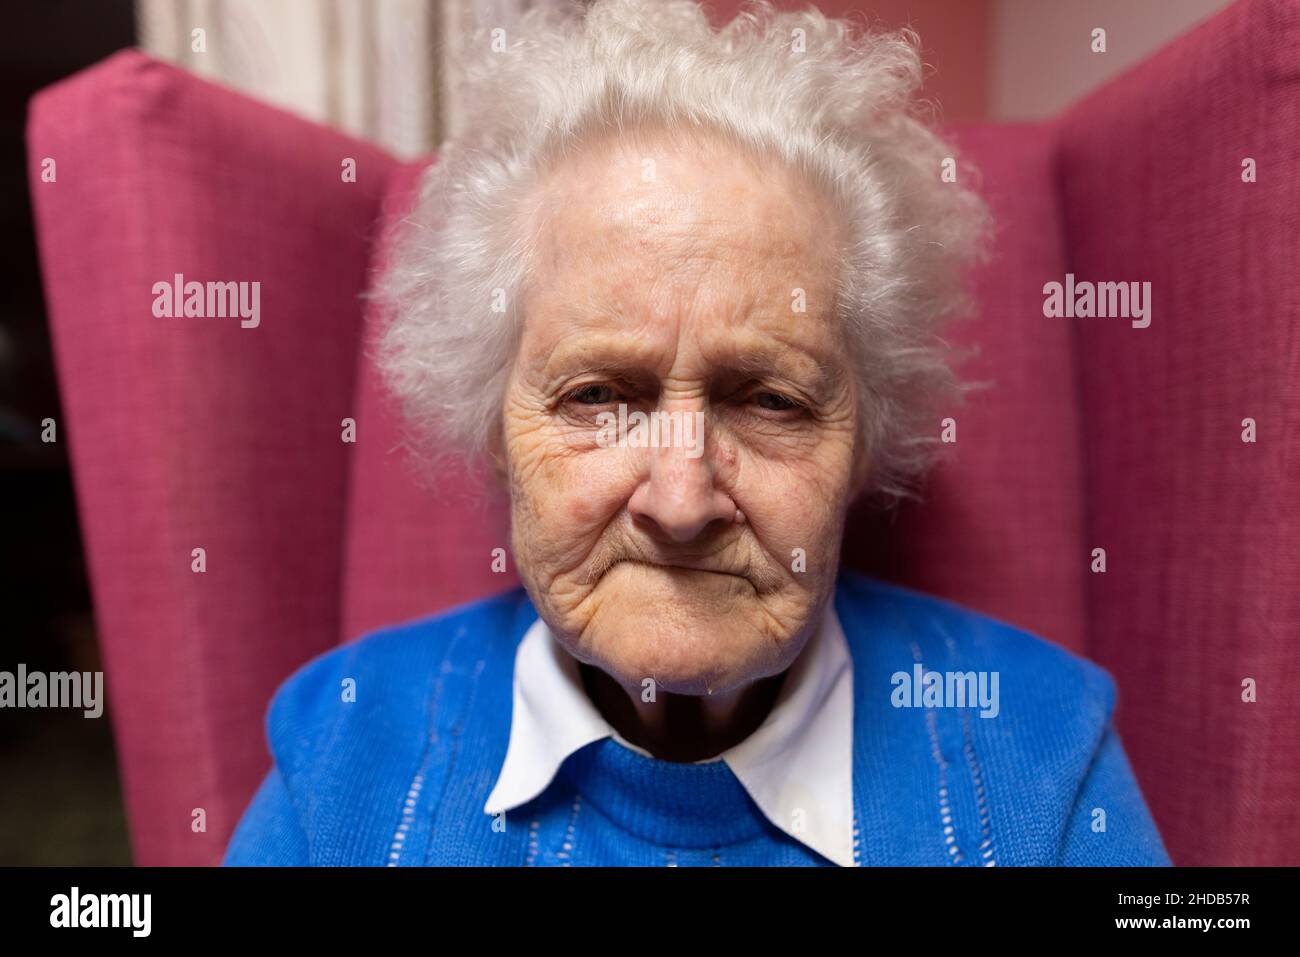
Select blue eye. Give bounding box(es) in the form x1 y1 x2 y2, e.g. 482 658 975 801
568 384 618 405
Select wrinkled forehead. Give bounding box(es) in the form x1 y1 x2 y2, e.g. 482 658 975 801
531 124 833 259
519 126 846 357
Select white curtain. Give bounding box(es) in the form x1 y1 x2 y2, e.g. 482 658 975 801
135 0 555 158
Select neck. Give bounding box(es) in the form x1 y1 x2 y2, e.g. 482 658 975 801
578 662 788 763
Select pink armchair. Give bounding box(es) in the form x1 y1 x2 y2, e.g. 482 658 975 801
28 0 1299 866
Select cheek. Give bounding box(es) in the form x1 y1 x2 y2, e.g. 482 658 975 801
511 452 636 588
568 493 596 526
510 442 635 538
735 445 855 556
558 455 642 528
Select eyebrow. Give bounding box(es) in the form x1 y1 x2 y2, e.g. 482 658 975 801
720 346 835 390
541 333 841 398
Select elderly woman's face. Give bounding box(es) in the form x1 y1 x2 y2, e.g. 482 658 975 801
502 131 863 696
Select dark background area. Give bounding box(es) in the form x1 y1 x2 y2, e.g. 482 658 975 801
1 1 136 865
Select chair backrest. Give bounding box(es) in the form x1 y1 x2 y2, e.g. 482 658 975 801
1055 0 1300 866
29 50 399 866
843 122 1086 655
339 161 518 645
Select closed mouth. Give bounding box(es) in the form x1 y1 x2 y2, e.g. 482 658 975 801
617 558 740 577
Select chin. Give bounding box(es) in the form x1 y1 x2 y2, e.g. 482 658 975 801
569 563 797 695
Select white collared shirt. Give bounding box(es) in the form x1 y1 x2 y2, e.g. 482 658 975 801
483 604 856 866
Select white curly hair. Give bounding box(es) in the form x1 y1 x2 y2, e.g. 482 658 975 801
374 0 990 506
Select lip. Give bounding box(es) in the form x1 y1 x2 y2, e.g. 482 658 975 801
614 558 743 578
607 557 764 598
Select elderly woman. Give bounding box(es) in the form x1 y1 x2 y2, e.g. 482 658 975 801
225 0 1168 867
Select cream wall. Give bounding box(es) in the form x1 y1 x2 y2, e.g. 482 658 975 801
136 0 1248 144
991 0 1236 120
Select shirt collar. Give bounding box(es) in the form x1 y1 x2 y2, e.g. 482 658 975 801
483 603 856 867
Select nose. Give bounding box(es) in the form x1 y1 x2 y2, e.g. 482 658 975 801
627 438 738 544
